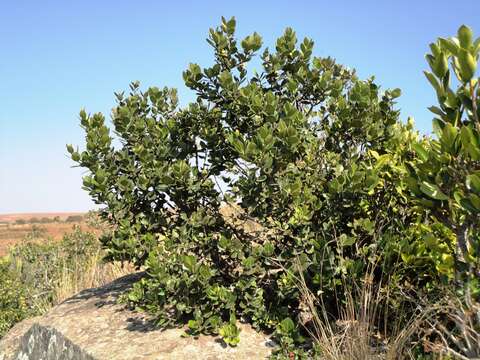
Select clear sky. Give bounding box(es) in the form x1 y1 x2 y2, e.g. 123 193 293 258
1 0 479 213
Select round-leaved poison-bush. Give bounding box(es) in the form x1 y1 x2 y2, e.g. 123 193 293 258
70 17 424 350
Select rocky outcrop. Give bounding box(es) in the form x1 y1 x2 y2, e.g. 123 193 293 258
0 273 275 360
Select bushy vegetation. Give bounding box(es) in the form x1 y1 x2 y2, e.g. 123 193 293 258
11 215 83 226
65 215 84 223
0 225 129 338
0 260 31 338
68 19 480 358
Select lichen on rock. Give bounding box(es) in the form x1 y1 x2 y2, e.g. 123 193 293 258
0 273 274 360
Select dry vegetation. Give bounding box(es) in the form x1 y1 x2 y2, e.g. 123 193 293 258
50 246 134 305
0 214 133 338
0 212 84 223
0 213 96 256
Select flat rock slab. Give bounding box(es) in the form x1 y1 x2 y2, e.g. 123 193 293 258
0 273 274 360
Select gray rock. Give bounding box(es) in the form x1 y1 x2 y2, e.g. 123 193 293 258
0 273 275 360
13 324 95 360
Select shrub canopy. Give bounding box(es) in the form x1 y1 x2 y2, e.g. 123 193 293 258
70 18 480 356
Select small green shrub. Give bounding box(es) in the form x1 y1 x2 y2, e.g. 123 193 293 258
400 24 480 360
0 260 31 338
406 25 480 288
65 215 84 223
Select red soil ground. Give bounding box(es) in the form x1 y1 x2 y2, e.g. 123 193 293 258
0 213 90 256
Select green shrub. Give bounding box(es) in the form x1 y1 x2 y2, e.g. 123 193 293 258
398 24 480 360
70 17 430 353
0 260 31 338
406 25 480 291
65 215 84 223
69 17 480 357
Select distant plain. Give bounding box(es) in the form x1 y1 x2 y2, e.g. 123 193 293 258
0 213 90 256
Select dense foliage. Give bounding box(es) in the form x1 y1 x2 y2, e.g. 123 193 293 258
0 259 31 338
70 19 479 357
406 25 480 289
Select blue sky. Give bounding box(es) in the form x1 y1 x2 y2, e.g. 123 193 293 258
1 0 479 213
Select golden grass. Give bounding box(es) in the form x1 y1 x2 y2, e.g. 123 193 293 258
423 292 480 360
1 216 133 313
54 250 134 303
292 260 431 360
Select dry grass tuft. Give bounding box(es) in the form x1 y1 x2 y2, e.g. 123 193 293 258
3 224 133 312
54 251 134 303
294 262 429 360
423 292 480 360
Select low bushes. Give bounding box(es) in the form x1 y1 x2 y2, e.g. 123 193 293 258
0 259 31 338
0 225 131 338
